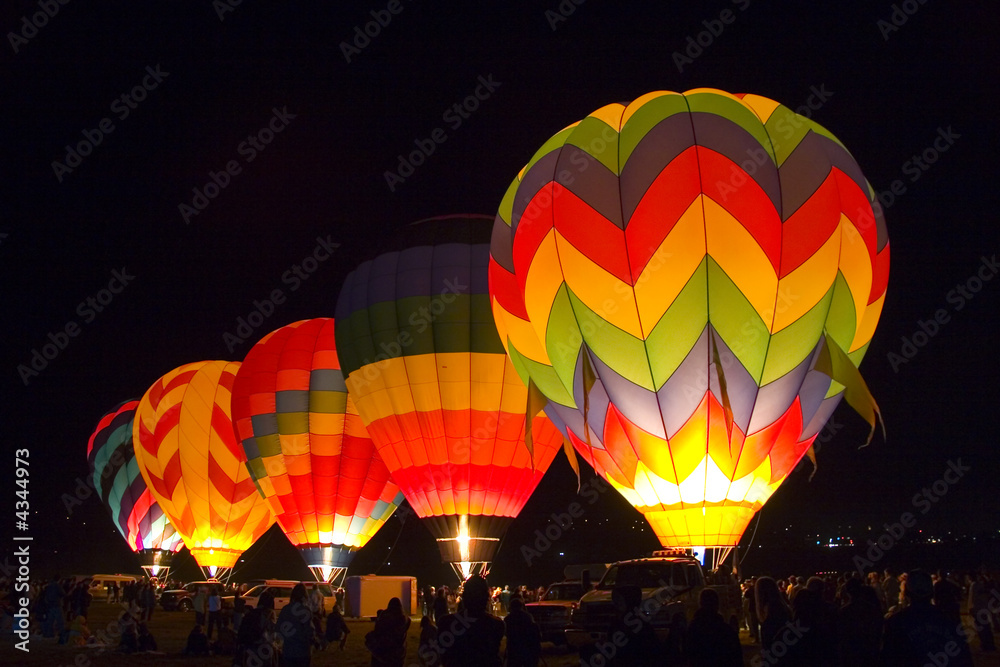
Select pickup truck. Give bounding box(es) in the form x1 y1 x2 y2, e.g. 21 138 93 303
523 580 592 644
565 551 741 650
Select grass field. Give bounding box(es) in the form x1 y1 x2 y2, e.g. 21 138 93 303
4 602 1000 666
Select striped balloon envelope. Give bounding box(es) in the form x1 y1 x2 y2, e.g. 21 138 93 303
87 400 184 577
133 361 275 577
335 215 565 578
490 89 889 548
231 318 404 583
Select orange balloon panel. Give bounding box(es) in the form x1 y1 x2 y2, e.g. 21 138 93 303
133 361 275 569
349 352 564 520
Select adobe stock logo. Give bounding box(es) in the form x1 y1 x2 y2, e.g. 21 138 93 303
17 268 136 385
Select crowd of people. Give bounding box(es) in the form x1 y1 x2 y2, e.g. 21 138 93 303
738 567 997 666
3 566 999 665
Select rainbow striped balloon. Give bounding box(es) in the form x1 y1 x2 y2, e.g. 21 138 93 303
490 89 889 547
133 361 275 572
336 216 564 572
87 400 184 558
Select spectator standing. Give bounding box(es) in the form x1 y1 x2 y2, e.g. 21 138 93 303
277 583 314 667
192 585 208 627
206 585 222 640
366 597 411 667
504 598 542 667
685 588 743 667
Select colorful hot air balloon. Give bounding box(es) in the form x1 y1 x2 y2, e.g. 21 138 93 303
87 400 184 578
490 89 889 548
231 318 405 583
335 215 564 578
133 361 275 578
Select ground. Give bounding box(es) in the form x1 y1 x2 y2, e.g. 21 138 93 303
3 603 1000 666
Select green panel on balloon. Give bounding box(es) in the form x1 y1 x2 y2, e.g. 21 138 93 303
706 258 768 382
507 342 576 409
310 391 347 415
645 259 710 388
255 432 283 458
568 116 622 174
823 271 858 355
338 310 375 372
247 458 268 485
545 283 587 394
761 288 834 385
619 94 693 164
568 288 653 391
847 340 871 366
277 412 309 435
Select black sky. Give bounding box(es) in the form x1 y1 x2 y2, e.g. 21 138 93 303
2 1 998 582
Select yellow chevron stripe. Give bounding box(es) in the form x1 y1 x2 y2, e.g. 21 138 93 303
554 229 644 338
524 229 568 355
773 228 841 332
837 215 875 339
587 102 626 130
634 197 708 334
704 196 779 327
492 298 551 366
853 290 886 354
738 94 783 124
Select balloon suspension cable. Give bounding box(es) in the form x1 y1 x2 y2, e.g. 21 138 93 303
450 561 489 583
738 513 763 571
375 513 408 575
201 565 232 583
309 565 347 584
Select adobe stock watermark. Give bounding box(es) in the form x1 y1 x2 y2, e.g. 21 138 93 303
383 74 501 192
51 64 170 183
876 0 930 41
544 0 586 31
178 106 297 224
16 267 136 386
521 476 613 566
852 458 970 574
347 276 471 389
873 126 960 212
671 0 753 73
340 0 413 63
222 235 340 352
213 0 243 21
7 0 71 54
886 253 997 373
752 620 809 667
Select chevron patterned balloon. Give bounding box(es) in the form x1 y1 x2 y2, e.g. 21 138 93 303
489 89 890 547
231 318 404 581
133 361 275 573
87 400 184 559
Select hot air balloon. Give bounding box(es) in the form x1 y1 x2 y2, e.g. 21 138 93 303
335 215 565 579
87 400 184 578
133 361 275 579
231 318 405 583
489 89 889 551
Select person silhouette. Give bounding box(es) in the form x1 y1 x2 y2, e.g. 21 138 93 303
685 588 743 667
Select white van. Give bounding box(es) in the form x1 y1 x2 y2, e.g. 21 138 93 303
79 574 138 600
243 580 337 614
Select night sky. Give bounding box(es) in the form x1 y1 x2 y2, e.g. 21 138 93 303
2 2 998 586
